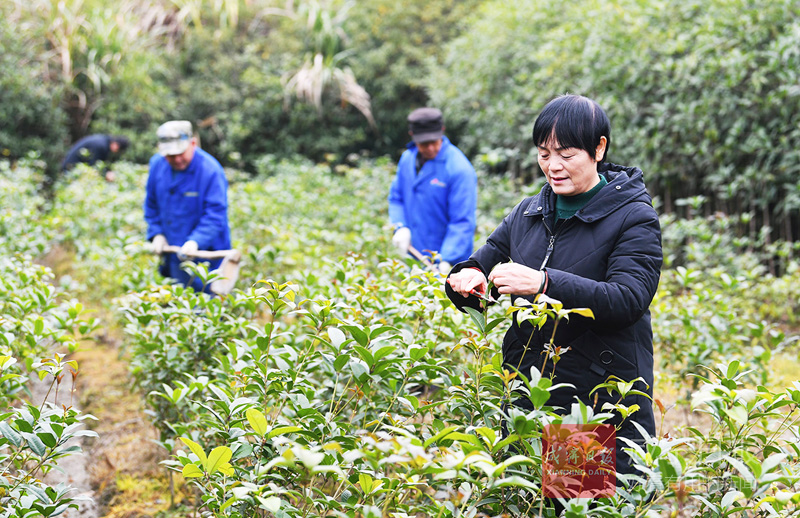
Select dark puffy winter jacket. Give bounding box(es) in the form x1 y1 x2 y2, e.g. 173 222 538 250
446 162 662 467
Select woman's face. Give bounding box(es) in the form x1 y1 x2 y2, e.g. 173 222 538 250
537 136 607 196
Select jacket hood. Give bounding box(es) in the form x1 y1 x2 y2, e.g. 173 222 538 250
525 162 653 223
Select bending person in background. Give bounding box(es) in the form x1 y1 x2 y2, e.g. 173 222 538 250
445 94 662 477
144 120 231 293
61 134 130 181
388 107 477 274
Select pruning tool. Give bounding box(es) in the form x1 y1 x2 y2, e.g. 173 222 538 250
408 244 496 301
469 288 497 304
160 245 243 295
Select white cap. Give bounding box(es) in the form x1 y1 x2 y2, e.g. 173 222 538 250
156 120 193 156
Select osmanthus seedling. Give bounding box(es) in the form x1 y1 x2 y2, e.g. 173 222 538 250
508 293 595 379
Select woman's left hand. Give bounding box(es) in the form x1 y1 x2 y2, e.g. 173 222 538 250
488 263 544 296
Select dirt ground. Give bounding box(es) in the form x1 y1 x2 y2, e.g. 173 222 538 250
48 331 185 517
32 244 191 517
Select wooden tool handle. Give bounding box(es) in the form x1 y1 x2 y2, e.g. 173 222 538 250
408 245 434 268
163 245 241 261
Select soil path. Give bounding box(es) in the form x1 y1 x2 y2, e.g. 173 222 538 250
30 373 99 518
28 331 165 517
33 247 171 516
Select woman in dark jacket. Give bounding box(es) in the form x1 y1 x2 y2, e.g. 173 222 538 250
446 94 662 476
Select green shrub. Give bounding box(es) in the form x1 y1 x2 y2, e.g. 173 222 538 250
0 17 68 173
0 254 99 516
346 0 485 156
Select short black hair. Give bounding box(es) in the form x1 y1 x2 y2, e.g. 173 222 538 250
111 136 130 152
532 95 610 162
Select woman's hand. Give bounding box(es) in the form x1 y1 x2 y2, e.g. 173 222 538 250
446 268 487 298
488 263 544 296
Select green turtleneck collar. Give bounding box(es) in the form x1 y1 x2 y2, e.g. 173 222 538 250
555 175 608 220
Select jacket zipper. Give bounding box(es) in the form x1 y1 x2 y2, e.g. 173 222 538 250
540 233 555 270
540 219 571 270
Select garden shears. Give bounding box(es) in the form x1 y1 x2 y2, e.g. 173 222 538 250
469 288 497 304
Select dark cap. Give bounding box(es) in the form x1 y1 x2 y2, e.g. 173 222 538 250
408 107 444 143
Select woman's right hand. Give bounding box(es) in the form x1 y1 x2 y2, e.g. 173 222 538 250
446 268 487 298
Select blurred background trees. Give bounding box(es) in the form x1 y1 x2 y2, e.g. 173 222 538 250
428 0 800 245
2 0 800 245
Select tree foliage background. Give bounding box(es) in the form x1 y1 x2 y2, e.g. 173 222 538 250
2 0 800 241
427 0 800 242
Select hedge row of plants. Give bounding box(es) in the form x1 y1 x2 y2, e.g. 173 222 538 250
1 157 790 516
0 162 99 516
0 256 100 517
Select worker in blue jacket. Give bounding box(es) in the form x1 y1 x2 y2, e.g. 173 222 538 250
144 120 231 293
388 107 477 273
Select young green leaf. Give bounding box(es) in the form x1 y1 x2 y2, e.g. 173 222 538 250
246 408 268 437
180 437 208 467
464 307 486 334
182 464 204 478
268 426 303 439
207 446 233 476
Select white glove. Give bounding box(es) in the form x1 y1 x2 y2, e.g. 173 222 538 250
438 261 452 275
179 240 199 260
151 234 168 254
392 226 412 255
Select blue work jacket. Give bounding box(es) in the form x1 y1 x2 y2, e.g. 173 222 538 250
388 136 477 264
144 148 231 291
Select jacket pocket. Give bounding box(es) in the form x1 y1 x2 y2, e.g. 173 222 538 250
175 192 200 217
568 328 639 383
544 329 642 415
